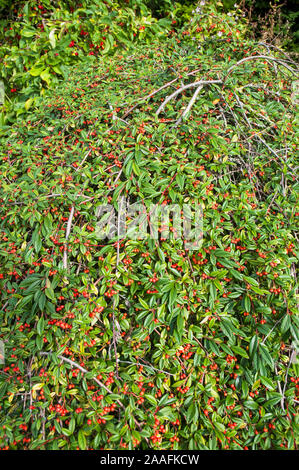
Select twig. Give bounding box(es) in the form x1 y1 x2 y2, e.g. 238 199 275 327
40 407 46 441
118 360 176 377
261 318 283 345
258 43 298 68
121 67 202 119
109 104 129 126
274 364 284 411
39 351 115 395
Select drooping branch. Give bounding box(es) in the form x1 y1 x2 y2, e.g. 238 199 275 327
153 52 297 128
121 67 202 119
155 79 222 116
40 351 114 393
224 54 298 81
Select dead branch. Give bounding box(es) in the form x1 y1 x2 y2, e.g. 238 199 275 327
156 79 222 116
63 205 74 271
224 54 298 81
172 84 203 128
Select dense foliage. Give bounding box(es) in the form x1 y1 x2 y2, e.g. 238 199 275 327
1 0 298 126
0 1 298 451
0 0 175 125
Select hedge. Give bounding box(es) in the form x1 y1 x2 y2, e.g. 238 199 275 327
0 2 298 450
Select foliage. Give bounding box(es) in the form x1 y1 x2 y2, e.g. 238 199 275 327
0 0 174 125
0 0 298 451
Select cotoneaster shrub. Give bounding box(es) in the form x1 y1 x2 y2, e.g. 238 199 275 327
0 0 173 125
0 2 298 450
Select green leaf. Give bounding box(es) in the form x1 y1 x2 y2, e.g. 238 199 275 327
49 29 56 49
78 429 87 450
231 345 249 359
40 69 51 86
243 276 259 287
21 28 36 38
281 315 291 333
259 344 274 369
249 335 259 356
260 376 276 391
45 287 55 301
145 394 157 406
244 400 259 410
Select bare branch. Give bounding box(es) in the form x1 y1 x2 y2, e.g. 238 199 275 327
172 84 203 128
63 205 74 271
224 54 298 81
156 79 221 116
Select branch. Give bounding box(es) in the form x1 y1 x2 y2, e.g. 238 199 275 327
172 84 203 128
63 205 74 271
39 351 115 397
224 55 298 82
122 67 202 119
156 79 221 116
258 43 299 68
109 104 129 126
118 360 176 377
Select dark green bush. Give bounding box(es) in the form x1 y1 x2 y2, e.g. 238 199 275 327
0 1 298 451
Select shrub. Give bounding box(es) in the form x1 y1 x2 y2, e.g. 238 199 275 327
0 1 298 450
0 0 173 125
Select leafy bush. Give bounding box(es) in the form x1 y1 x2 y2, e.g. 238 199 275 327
0 0 174 125
0 1 298 451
